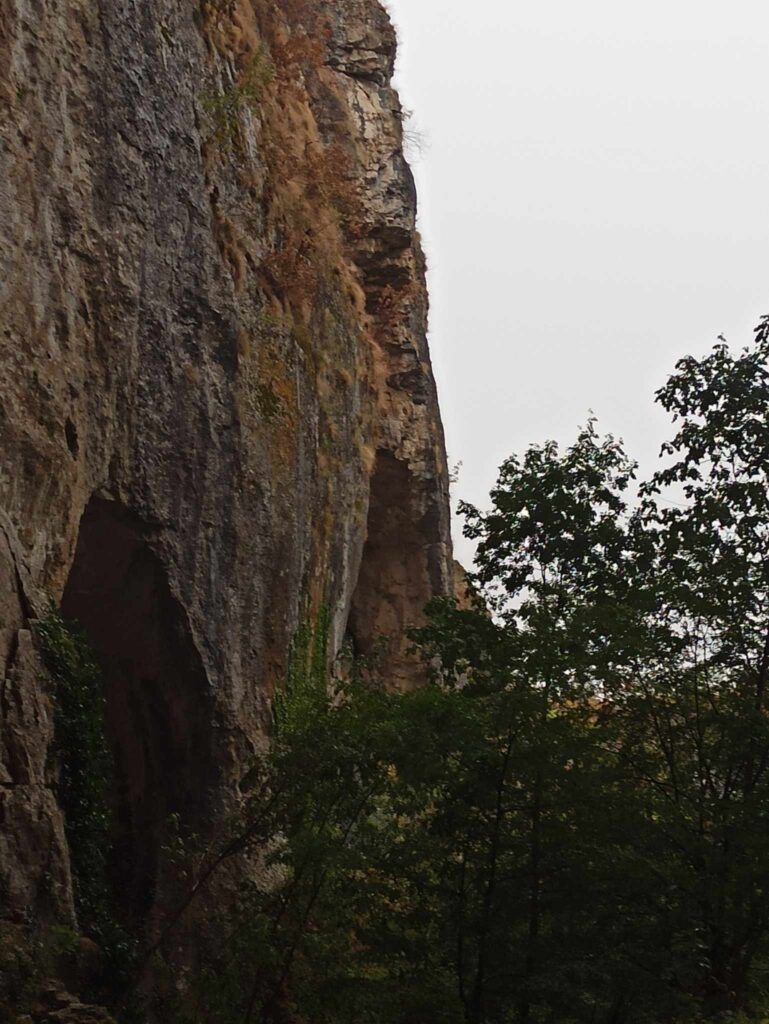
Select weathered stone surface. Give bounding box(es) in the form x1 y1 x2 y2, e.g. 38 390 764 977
453 560 476 611
0 0 452 963
0 627 74 927
31 983 116 1024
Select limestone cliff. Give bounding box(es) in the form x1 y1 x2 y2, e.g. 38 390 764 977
0 0 452 984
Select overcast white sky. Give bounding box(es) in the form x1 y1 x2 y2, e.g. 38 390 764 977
385 0 769 564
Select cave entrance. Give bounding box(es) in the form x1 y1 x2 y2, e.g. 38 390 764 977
62 497 216 924
347 450 434 689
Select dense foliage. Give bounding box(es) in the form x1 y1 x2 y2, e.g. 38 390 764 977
166 318 769 1024
36 322 769 1024
38 609 113 936
38 609 138 1003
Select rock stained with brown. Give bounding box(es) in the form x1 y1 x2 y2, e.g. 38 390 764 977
0 0 453 965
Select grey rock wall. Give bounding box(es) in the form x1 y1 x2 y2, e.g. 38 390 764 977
0 0 452 939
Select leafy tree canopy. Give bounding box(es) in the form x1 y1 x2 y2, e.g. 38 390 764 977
69 320 769 1024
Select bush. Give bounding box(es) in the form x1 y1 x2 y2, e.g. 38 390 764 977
37 608 139 1005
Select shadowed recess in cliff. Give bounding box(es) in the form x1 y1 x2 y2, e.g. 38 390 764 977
61 497 218 925
347 449 443 689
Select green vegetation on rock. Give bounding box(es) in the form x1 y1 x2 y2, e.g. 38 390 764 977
38 610 139 1007
38 609 113 939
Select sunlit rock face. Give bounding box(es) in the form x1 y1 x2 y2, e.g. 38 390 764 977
0 0 452 946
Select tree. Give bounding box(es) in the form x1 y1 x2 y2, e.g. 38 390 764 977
617 317 769 1015
155 319 769 1024
414 424 652 1024
412 318 769 1022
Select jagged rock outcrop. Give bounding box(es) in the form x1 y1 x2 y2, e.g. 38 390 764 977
0 0 452 988
17 983 116 1024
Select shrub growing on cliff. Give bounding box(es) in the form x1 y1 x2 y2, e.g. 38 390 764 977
202 47 274 153
38 609 113 937
38 609 138 1004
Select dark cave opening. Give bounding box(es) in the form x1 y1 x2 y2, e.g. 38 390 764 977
347 450 429 687
61 497 216 923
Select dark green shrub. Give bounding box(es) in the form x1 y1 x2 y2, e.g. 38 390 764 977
38 608 112 937
38 608 139 1004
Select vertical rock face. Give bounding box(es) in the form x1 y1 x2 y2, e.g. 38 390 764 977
0 0 451 942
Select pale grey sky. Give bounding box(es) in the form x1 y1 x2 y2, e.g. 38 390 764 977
385 0 769 564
